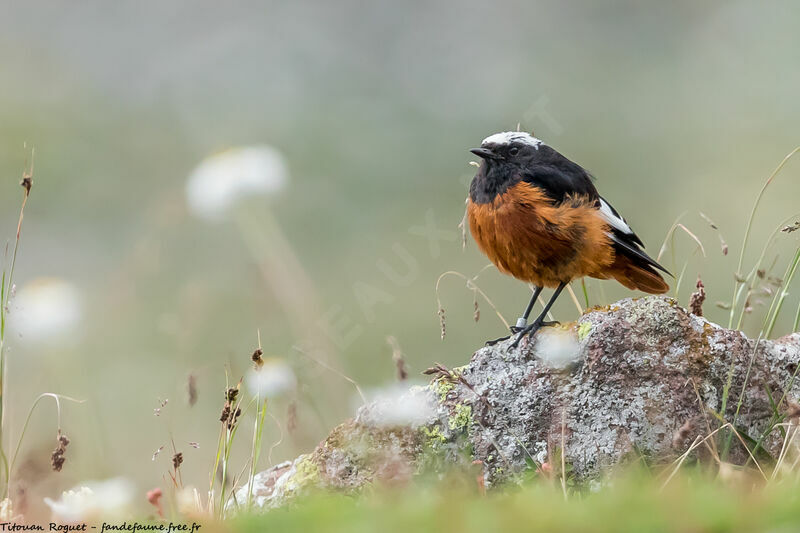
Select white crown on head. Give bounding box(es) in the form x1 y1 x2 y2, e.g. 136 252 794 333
481 131 543 148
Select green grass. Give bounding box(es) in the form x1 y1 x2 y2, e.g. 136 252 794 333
232 470 800 533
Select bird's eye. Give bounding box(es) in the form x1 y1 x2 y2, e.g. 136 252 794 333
508 146 519 156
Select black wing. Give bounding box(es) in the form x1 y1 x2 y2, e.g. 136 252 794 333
598 196 672 276
522 144 671 277
520 145 599 204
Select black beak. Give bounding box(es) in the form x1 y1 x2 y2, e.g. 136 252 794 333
470 147 500 160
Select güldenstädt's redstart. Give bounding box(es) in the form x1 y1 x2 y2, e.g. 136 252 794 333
467 131 670 347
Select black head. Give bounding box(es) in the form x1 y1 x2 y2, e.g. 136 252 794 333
468 131 598 205
469 132 545 203
469 131 544 166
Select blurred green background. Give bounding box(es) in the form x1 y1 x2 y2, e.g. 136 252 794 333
1 0 799 514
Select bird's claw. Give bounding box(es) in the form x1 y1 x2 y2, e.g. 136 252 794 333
508 320 560 349
484 335 509 346
484 325 527 346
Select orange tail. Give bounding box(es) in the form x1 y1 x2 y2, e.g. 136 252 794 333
609 256 669 294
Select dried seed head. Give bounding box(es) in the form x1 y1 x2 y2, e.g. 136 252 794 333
226 387 239 403
688 277 706 317
51 433 70 472
227 408 242 430
220 404 231 424
252 348 264 369
422 362 457 382
186 373 198 407
473 299 480 322
395 358 408 381
387 336 408 382
172 452 183 470
152 446 164 461
20 176 32 195
781 221 800 233
154 398 168 416
438 307 446 340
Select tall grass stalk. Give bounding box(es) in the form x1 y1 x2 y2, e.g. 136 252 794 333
580 278 590 309
734 213 800 330
8 393 83 481
247 333 269 510
728 146 800 328
210 370 243 518
722 245 800 457
765 247 800 338
0 156 33 498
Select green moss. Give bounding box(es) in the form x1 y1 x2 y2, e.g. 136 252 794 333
577 321 592 341
448 404 473 432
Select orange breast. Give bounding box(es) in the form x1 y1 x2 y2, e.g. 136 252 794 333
467 182 614 287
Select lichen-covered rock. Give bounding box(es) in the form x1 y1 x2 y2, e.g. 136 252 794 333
234 296 800 509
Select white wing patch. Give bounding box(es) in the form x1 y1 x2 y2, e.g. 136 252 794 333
481 131 543 149
598 198 633 235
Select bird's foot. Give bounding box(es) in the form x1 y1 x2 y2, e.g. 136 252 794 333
484 325 526 346
508 320 560 349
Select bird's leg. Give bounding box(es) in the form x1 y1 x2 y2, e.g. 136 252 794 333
485 286 542 346
511 285 543 332
509 282 566 349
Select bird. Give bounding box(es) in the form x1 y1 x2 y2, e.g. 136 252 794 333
467 131 670 348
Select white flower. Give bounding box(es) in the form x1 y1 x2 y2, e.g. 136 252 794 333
186 145 289 220
9 278 82 344
361 383 438 428
532 327 582 369
44 478 134 523
246 358 297 398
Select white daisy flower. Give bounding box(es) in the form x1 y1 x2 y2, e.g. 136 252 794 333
246 358 297 398
44 478 134 523
186 145 289 221
9 278 82 344
360 383 438 428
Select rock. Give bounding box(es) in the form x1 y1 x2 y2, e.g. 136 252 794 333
232 296 800 509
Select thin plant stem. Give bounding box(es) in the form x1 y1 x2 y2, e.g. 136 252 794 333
435 270 510 330
734 213 800 330
580 278 590 309
765 247 800 338
728 146 800 328
247 331 268 510
0 156 34 497
565 284 583 315
723 251 799 456
8 393 84 486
